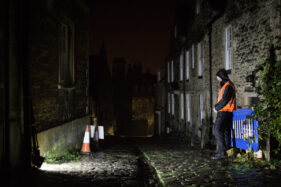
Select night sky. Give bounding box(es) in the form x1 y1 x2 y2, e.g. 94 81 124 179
90 0 189 74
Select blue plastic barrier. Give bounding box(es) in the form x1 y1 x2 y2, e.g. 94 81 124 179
231 108 259 152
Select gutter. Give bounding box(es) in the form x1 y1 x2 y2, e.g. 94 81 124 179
207 12 224 141
3 0 10 169
18 0 31 168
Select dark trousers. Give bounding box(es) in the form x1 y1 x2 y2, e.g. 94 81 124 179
214 111 233 155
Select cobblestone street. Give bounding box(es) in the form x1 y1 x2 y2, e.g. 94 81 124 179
7 137 281 187
29 140 142 187
137 138 281 186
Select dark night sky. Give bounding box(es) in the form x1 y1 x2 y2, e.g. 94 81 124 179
90 0 189 74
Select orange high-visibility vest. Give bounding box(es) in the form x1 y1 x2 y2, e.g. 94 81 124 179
217 81 236 112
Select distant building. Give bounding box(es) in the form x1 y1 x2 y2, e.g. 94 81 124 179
112 57 131 135
154 68 166 136
128 63 156 137
89 45 116 136
112 60 156 137
164 0 281 147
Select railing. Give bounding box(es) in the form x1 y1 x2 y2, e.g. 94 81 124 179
231 108 259 152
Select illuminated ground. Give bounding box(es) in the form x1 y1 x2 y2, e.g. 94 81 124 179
31 142 142 187
138 138 281 186
8 137 281 187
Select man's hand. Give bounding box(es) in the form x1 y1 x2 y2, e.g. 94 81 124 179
213 107 217 114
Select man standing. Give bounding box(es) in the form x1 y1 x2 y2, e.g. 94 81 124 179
212 69 236 160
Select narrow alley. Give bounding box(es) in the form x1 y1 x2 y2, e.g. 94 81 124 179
1 0 281 186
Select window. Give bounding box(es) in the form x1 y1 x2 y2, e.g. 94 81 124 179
167 62 170 83
171 93 175 115
157 69 161 81
185 50 190 80
200 94 205 121
225 26 232 70
59 22 75 88
171 60 174 82
196 0 200 15
198 42 203 77
192 44 195 69
180 52 184 81
180 93 184 119
168 93 171 114
186 93 191 122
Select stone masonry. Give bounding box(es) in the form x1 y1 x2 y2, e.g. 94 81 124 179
165 0 281 146
28 0 90 132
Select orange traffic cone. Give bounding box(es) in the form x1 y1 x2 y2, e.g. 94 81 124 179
81 125 91 154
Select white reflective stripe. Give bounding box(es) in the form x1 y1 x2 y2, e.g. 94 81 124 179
90 125 95 138
98 126 104 139
83 132 90 143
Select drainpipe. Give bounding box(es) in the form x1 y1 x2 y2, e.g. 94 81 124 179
207 13 223 142
3 0 10 169
18 0 31 168
207 24 213 142
183 47 186 137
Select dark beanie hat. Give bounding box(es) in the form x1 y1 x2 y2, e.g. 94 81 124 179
216 69 229 80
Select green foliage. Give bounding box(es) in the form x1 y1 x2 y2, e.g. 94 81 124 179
45 149 81 164
252 45 281 150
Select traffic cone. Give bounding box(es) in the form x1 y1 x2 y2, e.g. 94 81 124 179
81 125 91 154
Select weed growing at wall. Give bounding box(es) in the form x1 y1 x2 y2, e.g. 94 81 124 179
45 149 81 164
252 45 281 153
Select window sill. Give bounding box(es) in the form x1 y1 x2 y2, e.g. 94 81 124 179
58 84 75 90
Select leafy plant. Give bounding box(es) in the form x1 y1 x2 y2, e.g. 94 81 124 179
252 45 281 153
45 149 81 164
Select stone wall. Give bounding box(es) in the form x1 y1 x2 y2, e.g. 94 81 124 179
28 0 90 131
37 116 90 157
166 0 280 145
132 97 155 136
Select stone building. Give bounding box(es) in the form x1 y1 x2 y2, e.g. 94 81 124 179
165 0 281 147
112 60 156 137
154 68 166 136
0 0 90 170
112 57 131 135
89 45 116 136
128 63 156 137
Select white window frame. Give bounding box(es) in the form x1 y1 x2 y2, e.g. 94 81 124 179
200 94 205 121
171 60 174 82
185 49 190 80
180 52 184 81
186 93 191 122
196 0 200 15
59 22 75 89
180 93 184 119
192 44 195 69
225 26 232 70
168 93 171 114
157 70 161 81
167 62 170 83
171 93 175 115
198 42 203 77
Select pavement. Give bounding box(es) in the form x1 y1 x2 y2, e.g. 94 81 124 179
137 137 281 186
5 136 281 187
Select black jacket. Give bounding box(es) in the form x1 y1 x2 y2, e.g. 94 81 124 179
215 69 234 111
